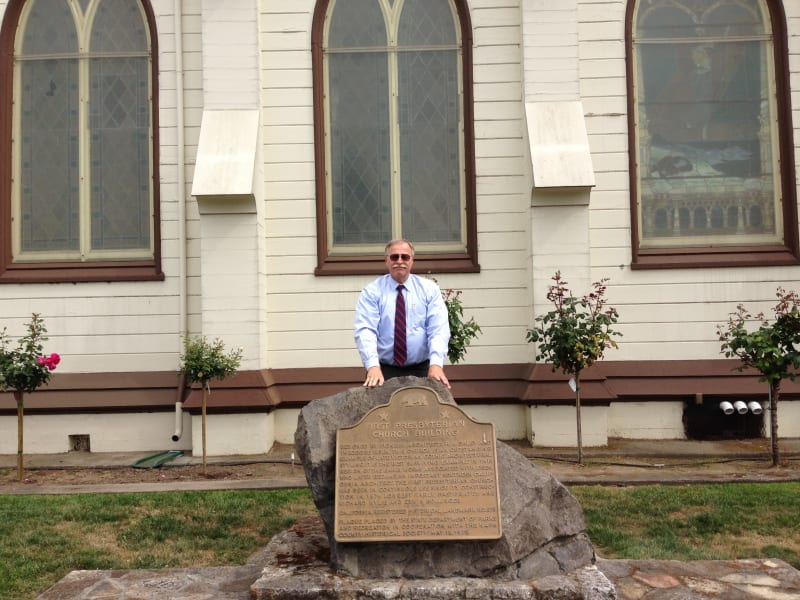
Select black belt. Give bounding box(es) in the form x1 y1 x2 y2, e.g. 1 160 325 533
380 360 429 370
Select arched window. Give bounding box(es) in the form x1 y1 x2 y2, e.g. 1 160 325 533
0 0 162 282
312 0 478 275
627 0 797 268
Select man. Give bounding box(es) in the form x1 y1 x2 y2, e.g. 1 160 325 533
354 239 451 389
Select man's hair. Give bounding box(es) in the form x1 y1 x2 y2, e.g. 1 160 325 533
384 239 415 256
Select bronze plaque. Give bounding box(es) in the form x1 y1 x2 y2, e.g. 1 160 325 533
334 386 502 542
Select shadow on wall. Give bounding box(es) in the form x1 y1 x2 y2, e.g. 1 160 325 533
684 396 764 440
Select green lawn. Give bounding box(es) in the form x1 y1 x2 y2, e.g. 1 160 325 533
1 483 798 599
0 488 316 599
572 483 800 566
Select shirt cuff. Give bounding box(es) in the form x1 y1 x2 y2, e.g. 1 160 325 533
428 353 445 368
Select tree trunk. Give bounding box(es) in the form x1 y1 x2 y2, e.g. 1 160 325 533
15 391 24 481
202 383 208 476
575 370 583 465
770 380 780 466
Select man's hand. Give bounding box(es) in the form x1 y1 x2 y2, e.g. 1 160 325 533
428 364 450 389
363 365 384 388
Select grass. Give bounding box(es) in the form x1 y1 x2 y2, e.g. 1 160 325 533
572 482 800 567
0 483 798 599
0 488 317 600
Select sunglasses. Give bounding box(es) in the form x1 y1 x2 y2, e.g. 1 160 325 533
388 253 412 261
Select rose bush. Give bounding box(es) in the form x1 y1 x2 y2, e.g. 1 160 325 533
526 272 621 464
0 313 59 480
0 314 58 394
717 287 800 466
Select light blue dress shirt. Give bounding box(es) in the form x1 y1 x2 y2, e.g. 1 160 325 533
354 274 450 369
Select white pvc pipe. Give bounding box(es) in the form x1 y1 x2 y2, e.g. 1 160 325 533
719 401 734 415
747 401 763 415
175 0 186 338
172 401 184 442
733 400 748 415
171 0 188 444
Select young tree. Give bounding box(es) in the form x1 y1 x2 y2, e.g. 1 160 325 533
0 314 60 481
180 336 242 475
717 288 800 466
526 272 621 464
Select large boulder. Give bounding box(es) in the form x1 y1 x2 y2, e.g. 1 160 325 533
294 376 595 579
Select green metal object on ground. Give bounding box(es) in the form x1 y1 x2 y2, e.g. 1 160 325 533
132 450 184 469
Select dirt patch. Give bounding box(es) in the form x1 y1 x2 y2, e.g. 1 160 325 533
3 440 800 488
1 461 300 486
6 456 800 488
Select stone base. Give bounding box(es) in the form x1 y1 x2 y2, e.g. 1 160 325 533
251 517 617 600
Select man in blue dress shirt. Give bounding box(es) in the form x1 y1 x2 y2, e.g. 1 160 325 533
354 239 451 389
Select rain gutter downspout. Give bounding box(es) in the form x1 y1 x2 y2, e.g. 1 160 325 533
172 376 185 442
173 0 188 442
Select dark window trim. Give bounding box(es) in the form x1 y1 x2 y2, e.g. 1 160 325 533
0 0 164 284
625 0 799 271
311 0 479 277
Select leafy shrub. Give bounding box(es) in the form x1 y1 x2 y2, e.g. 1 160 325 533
180 336 242 388
442 288 481 364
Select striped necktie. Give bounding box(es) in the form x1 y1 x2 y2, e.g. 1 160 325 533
393 284 407 365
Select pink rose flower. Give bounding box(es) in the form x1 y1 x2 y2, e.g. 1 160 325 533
44 353 60 370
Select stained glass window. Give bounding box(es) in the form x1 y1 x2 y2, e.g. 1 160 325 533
12 0 153 262
323 0 465 254
629 0 797 266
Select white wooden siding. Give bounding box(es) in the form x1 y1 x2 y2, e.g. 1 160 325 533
0 0 797 375
0 1 206 373
576 0 800 361
255 0 534 368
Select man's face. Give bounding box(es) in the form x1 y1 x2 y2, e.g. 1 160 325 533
385 242 414 283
